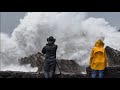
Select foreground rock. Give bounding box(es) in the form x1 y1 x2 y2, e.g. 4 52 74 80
0 66 120 78
18 52 83 74
18 46 120 73
0 71 87 78
12 46 120 78
105 46 120 66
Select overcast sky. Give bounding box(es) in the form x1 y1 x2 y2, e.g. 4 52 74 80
1 12 120 36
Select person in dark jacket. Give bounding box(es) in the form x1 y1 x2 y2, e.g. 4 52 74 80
42 36 58 78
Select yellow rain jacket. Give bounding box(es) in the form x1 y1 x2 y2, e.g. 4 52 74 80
89 39 108 70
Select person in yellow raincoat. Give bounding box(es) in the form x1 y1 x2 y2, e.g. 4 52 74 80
89 39 108 78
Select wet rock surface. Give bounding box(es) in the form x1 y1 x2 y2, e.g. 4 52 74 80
0 71 87 78
18 52 83 74
0 46 120 78
105 46 120 66
1 66 120 78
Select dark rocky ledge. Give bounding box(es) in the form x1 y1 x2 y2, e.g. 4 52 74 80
0 46 120 78
0 71 87 78
0 66 120 78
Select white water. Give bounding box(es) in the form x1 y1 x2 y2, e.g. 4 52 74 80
1 12 120 72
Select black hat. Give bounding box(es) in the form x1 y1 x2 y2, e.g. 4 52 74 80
47 36 56 42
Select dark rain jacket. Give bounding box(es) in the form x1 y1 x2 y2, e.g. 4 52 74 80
42 42 58 61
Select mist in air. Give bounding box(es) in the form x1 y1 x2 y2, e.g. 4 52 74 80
1 12 120 72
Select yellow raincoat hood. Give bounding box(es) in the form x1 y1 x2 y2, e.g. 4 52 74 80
89 39 108 70
94 39 104 47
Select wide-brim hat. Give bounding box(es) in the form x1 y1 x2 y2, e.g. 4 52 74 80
47 36 56 42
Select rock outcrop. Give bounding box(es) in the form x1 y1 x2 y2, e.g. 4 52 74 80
0 46 120 78
105 46 120 66
18 52 83 74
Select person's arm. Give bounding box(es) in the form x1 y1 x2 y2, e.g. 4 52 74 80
89 49 94 67
42 46 46 54
56 45 58 50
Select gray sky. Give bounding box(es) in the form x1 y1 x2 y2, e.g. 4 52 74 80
1 12 26 35
88 12 120 29
1 12 120 36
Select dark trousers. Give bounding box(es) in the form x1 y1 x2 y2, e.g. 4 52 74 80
44 60 56 78
91 70 105 78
